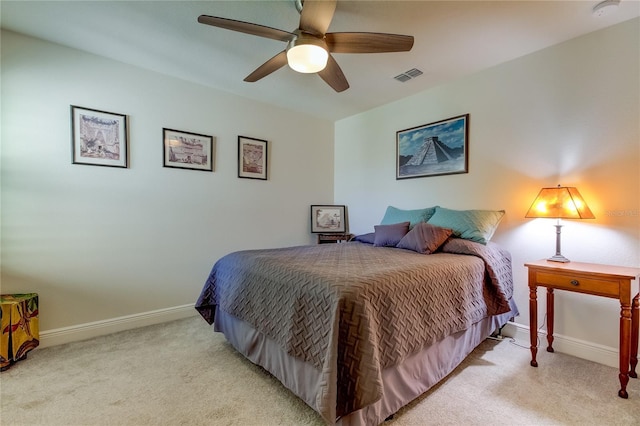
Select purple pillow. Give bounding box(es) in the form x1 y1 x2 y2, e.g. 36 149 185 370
396 222 453 254
353 232 376 244
373 222 410 247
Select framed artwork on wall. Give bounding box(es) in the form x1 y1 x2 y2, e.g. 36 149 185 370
238 136 268 180
71 105 128 168
163 128 214 172
396 114 469 180
310 205 347 233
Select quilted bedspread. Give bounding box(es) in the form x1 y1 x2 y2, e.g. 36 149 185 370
195 239 513 422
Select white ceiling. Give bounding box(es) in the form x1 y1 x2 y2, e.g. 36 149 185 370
2 0 638 121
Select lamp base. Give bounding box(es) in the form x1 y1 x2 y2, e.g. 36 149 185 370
548 254 570 263
548 222 570 263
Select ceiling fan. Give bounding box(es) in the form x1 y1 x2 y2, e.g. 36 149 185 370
197 0 414 92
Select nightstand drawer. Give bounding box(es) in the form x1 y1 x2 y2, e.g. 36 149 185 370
535 271 620 297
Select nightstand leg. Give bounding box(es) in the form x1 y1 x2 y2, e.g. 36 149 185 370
630 294 639 379
546 288 555 353
529 283 538 367
618 301 632 399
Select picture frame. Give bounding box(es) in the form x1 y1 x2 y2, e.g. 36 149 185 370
238 136 268 180
71 105 128 168
311 205 347 233
163 128 214 172
396 114 469 180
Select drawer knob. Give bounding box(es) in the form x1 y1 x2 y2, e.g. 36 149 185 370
570 279 579 286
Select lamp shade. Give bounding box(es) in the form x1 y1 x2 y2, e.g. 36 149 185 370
286 33 329 74
525 185 595 219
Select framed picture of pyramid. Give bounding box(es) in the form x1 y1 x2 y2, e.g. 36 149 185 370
396 114 469 180
310 205 346 233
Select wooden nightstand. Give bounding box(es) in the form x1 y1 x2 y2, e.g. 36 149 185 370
317 233 354 244
525 260 640 398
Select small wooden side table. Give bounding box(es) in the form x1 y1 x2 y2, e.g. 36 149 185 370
525 260 640 398
317 233 354 244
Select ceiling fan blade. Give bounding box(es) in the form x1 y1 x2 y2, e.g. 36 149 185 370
244 50 288 82
198 15 294 42
299 0 337 36
318 54 349 93
325 32 414 53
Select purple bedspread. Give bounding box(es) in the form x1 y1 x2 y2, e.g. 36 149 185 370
196 239 513 422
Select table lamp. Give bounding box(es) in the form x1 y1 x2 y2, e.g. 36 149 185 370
525 185 595 263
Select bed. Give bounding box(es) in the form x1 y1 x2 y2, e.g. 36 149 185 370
195 219 518 425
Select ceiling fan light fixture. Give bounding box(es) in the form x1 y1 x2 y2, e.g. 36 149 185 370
198 1 414 92
286 34 329 73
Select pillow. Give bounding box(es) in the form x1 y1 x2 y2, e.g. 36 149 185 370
380 206 437 229
427 207 505 245
396 222 453 254
353 232 375 244
373 222 410 247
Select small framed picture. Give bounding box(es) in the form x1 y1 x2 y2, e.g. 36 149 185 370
396 114 469 180
238 136 268 180
71 105 128 168
163 128 214 172
311 205 347 233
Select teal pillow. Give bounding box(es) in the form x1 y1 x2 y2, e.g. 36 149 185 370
427 207 505 245
380 206 437 229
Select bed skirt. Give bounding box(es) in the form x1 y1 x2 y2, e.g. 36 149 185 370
213 299 518 425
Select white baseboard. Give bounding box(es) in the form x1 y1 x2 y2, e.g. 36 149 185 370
502 322 620 369
39 304 198 348
38 310 623 368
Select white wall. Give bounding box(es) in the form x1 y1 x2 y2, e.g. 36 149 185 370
1 30 334 340
335 19 640 366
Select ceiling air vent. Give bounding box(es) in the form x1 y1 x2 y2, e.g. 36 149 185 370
394 68 424 82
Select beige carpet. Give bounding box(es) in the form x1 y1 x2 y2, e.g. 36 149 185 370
1 316 639 425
